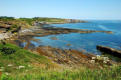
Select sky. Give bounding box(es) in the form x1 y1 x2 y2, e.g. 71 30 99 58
0 0 121 20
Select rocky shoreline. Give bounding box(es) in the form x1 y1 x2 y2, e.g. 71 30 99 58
28 45 114 68
17 25 113 37
0 21 114 40
1 24 120 67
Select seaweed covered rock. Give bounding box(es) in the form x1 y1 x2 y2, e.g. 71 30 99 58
97 45 121 58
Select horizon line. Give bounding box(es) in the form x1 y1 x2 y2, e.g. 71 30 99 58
0 16 121 20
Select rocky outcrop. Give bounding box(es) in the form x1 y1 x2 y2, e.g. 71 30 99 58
0 22 12 28
97 45 121 58
15 26 112 38
39 27 113 35
0 32 14 40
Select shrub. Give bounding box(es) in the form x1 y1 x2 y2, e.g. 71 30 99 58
0 47 16 55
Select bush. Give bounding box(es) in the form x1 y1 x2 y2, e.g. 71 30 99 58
0 47 16 55
0 16 15 21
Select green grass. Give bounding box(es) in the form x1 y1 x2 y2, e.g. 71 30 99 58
1 65 121 80
0 43 53 76
0 43 49 65
0 16 68 31
0 43 121 80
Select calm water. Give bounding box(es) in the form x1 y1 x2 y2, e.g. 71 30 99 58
27 20 121 55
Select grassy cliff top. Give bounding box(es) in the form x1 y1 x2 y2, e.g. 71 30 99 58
0 16 87 30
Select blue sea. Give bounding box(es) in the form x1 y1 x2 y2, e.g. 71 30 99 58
31 20 121 55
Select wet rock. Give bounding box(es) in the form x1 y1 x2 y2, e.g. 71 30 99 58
49 37 58 40
66 44 71 46
41 27 113 35
97 45 121 58
66 19 88 23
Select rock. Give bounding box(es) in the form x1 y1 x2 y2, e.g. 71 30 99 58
5 72 9 75
90 60 95 63
97 45 121 58
66 44 71 46
65 19 88 23
91 57 96 60
41 26 113 35
18 66 25 69
8 64 13 67
90 55 110 65
49 37 58 40
36 46 89 65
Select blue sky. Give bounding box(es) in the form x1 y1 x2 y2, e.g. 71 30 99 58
0 0 121 20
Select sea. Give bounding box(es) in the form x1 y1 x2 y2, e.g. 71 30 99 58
31 20 121 55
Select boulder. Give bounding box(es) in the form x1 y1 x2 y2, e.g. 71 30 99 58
97 45 121 58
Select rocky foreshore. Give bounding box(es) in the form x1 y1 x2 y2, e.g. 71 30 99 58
16 26 113 38
0 22 113 41
34 46 113 68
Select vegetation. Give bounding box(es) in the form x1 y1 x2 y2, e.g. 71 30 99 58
0 46 16 55
32 17 67 23
1 65 121 80
0 43 120 80
0 16 67 25
0 17 30 32
0 16 70 33
0 43 55 79
0 16 15 21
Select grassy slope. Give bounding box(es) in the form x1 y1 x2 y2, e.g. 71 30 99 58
0 43 57 79
0 43 120 80
0 43 50 66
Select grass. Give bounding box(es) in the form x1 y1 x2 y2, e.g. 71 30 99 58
0 43 50 66
0 16 69 33
0 43 54 77
0 43 121 80
0 16 68 29
1 65 121 80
